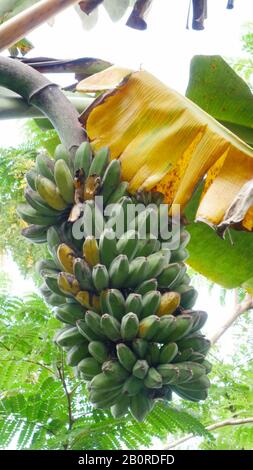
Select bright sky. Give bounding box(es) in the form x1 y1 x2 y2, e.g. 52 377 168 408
0 0 252 356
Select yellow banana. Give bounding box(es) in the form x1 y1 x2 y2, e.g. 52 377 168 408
83 236 100 267
57 272 80 296
36 175 67 210
57 243 76 274
157 292 180 317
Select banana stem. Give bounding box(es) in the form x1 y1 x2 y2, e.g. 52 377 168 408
0 94 94 120
0 56 87 153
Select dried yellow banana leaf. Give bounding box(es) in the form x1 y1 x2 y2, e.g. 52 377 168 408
77 66 253 234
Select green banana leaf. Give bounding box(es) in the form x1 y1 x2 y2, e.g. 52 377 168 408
185 185 253 291
186 55 253 145
184 55 253 290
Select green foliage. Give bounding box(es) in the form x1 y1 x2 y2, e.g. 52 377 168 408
0 123 59 277
0 293 210 450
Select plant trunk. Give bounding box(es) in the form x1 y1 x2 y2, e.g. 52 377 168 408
0 57 86 153
0 0 80 52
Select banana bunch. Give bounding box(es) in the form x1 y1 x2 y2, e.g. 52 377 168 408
54 307 211 420
37 221 211 422
19 138 212 422
18 142 129 243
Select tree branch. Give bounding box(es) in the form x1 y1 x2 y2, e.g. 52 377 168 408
166 417 253 449
57 352 74 432
210 291 253 345
0 0 80 53
0 57 86 153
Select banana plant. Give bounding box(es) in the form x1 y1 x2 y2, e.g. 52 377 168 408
1 55 253 292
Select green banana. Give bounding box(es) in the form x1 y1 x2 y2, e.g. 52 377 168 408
157 364 180 384
180 230 191 249
85 310 105 338
26 169 37 191
171 386 208 402
177 334 211 355
141 291 161 318
107 181 129 205
36 175 68 210
100 314 121 341
77 357 101 378
88 341 109 364
116 343 137 372
73 258 93 290
100 159 121 204
116 230 139 260
175 375 210 391
178 362 206 382
129 392 153 422
132 360 149 379
120 313 139 341
99 289 109 314
157 263 185 288
152 316 177 342
90 388 123 408
102 360 129 382
179 282 199 304
110 396 129 418
132 338 148 359
125 293 143 317
139 315 160 340
159 343 178 364
45 276 67 297
47 226 61 253
146 343 160 365
89 372 123 391
66 342 89 366
99 229 118 269
134 236 160 257
92 264 109 291
36 153 55 182
88 147 109 177
55 326 84 348
54 159 74 204
190 310 208 333
17 203 56 226
54 144 72 169
167 315 194 342
170 248 189 263
144 367 163 389
135 278 158 295
76 319 103 342
145 250 170 279
74 141 92 175
108 254 129 288
125 257 149 287
55 303 85 325
24 187 60 216
122 375 143 396
105 196 132 234
21 224 48 244
202 360 212 374
46 293 66 306
36 258 59 277
105 289 125 320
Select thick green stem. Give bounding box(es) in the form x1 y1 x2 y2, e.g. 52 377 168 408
0 56 86 153
0 95 93 120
